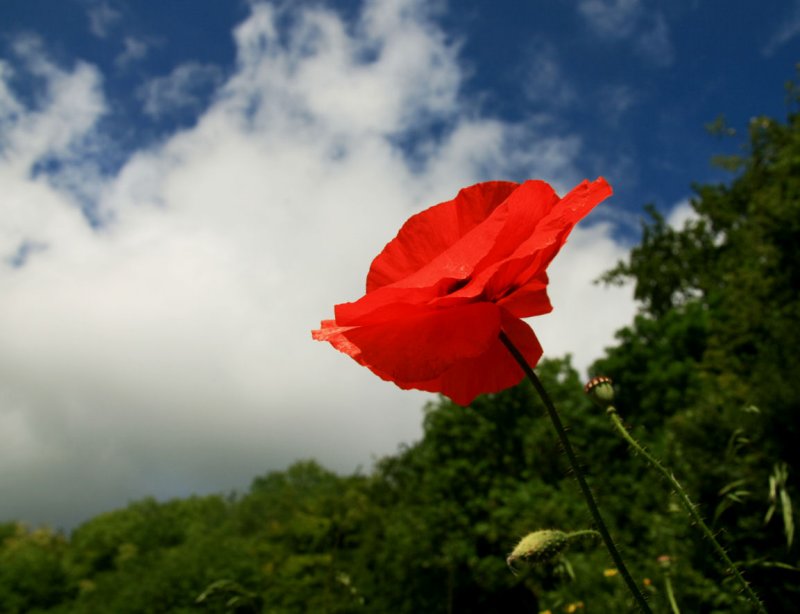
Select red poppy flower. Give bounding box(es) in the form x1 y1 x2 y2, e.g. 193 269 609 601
313 178 612 406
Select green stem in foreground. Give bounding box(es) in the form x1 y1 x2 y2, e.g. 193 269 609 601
663 572 681 614
567 529 602 541
499 332 652 614
606 407 766 613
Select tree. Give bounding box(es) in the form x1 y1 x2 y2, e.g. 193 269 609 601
598 106 800 611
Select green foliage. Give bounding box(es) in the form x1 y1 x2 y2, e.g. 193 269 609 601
598 102 800 611
0 524 71 613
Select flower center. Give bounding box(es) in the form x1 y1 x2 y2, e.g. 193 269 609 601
447 277 471 294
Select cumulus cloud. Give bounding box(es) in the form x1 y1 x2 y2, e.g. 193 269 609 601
666 197 698 229
577 0 674 66
0 36 105 182
138 62 223 118
536 221 635 375
0 0 634 528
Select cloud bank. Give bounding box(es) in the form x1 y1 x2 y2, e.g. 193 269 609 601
0 0 635 528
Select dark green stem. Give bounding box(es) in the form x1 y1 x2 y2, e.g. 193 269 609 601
607 407 766 613
499 332 652 613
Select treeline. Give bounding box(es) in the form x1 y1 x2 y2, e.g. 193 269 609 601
3 101 800 613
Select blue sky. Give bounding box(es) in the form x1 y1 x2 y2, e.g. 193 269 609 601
1 0 798 529
5 0 798 222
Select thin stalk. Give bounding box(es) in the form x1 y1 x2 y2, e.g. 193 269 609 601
663 573 681 614
567 529 602 541
606 407 766 613
499 332 652 613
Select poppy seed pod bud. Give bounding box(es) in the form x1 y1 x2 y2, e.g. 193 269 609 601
585 376 615 411
507 530 569 566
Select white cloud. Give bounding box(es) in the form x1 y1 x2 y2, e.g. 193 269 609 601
636 12 673 66
597 84 638 125
536 221 635 376
0 36 105 181
666 197 698 229
115 36 150 67
578 0 642 37
0 0 634 528
0 61 24 130
763 1 800 56
577 0 674 66
138 62 223 118
87 1 122 39
522 43 575 108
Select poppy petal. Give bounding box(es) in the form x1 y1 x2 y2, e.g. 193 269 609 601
472 180 560 274
399 309 543 406
496 271 553 318
425 180 608 310
537 177 612 238
366 181 518 292
334 277 459 325
341 302 502 382
312 320 362 360
484 178 612 309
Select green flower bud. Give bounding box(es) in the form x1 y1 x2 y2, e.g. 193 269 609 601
584 375 615 411
507 530 569 566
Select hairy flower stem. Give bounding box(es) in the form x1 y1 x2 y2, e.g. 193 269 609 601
499 332 652 613
663 572 681 614
606 407 767 613
568 529 602 541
